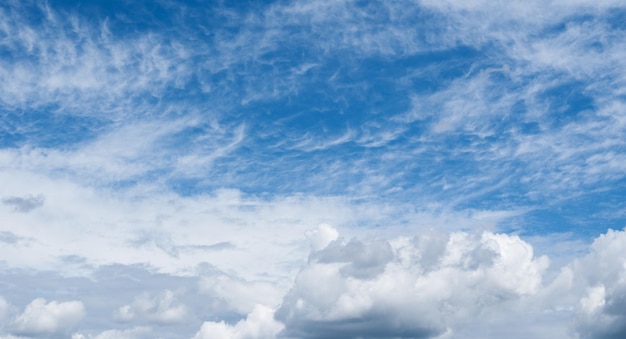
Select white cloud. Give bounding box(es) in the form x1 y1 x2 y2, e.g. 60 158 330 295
0 163 522 282
3 225 626 339
0 3 190 113
115 290 187 324
198 273 284 316
572 229 626 339
72 326 151 339
276 225 550 338
305 223 339 251
13 298 85 335
0 296 8 312
0 297 10 326
193 305 284 339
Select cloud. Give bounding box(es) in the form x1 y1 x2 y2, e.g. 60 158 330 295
305 223 339 251
0 2 191 114
572 229 626 339
72 326 151 339
115 290 187 325
12 298 85 336
1 0 622 208
276 226 549 338
185 242 236 252
198 272 284 316
3 226 626 339
0 232 27 245
2 194 44 213
290 128 355 152
2 169 514 279
0 297 9 321
0 265 215 338
193 305 283 339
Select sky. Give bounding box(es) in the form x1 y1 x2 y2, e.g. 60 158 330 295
0 0 626 338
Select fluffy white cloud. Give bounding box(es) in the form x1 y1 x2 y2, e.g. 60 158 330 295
13 298 85 335
305 223 339 251
276 226 549 338
572 229 626 339
115 290 187 324
193 305 283 339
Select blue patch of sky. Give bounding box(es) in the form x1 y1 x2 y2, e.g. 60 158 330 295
607 8 626 30
540 13 597 36
237 47 482 139
539 81 595 128
196 75 509 197
3 0 622 238
519 193 626 237
46 0 176 33
0 108 107 148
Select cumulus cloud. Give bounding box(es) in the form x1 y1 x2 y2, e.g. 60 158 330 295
276 226 549 338
13 298 85 335
273 226 626 338
572 229 626 339
115 290 187 324
305 223 339 251
193 305 284 339
2 194 44 213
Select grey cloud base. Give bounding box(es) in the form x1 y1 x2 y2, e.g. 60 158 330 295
2 194 44 213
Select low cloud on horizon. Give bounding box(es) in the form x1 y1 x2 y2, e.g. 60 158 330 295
1 223 626 338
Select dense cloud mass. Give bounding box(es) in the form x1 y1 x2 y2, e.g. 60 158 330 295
183 225 626 339
573 230 626 339
1 226 626 338
275 227 549 338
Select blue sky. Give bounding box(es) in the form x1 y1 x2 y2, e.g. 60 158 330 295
1 0 626 338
